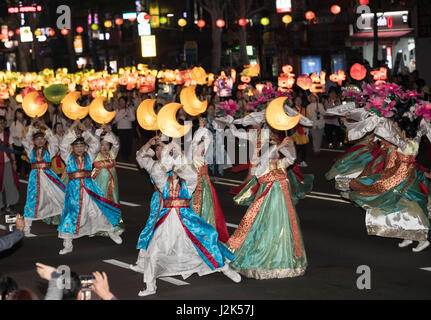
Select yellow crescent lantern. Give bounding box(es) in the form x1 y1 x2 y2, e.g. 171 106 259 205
265 97 301 131
89 97 116 124
61 91 90 120
22 91 48 118
190 67 207 85
137 99 159 131
180 85 207 116
157 103 192 138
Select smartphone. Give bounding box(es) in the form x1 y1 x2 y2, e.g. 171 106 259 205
5 214 17 224
79 275 94 300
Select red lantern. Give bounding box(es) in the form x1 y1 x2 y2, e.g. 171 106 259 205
305 11 315 21
15 29 20 35
331 5 341 15
216 19 225 28
144 14 151 20
60 28 69 36
115 18 124 25
238 18 247 26
76 26 84 34
197 19 206 28
350 63 367 81
8 30 14 37
48 29 55 37
359 0 369 5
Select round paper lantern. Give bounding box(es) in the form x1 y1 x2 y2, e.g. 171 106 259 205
15 29 20 35
160 17 168 25
43 84 68 104
331 5 341 15
60 28 69 36
91 24 99 31
115 18 123 25
238 18 247 26
8 30 14 37
216 19 225 28
61 92 90 120
296 75 313 90
76 26 84 34
359 0 369 5
104 20 113 28
350 63 367 81
89 97 116 124
48 29 55 36
144 14 151 20
178 18 187 27
34 29 42 36
305 11 315 21
282 14 292 25
22 92 48 118
260 17 270 26
197 20 206 28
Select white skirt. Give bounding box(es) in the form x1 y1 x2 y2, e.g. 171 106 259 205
137 208 216 284
59 189 114 239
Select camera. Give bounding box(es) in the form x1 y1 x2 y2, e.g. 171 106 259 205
5 214 17 224
79 275 95 300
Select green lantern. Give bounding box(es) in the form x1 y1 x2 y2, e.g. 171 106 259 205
43 84 68 105
260 17 270 26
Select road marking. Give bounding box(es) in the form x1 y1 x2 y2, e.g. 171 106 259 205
103 259 190 286
213 181 241 187
305 194 351 204
0 224 7 230
226 223 238 229
117 165 139 171
420 267 431 272
20 179 142 207
216 177 246 184
310 191 342 198
320 148 344 153
116 162 138 168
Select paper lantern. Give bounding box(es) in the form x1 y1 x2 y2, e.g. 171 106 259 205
48 29 55 36
216 19 225 28
160 17 168 25
296 75 313 90
305 11 315 21
178 18 187 27
238 18 247 26
137 99 158 130
8 30 14 37
266 97 301 131
104 20 112 28
190 66 207 85
350 63 367 81
331 5 341 15
43 84 68 104
89 97 116 124
359 0 369 5
61 92 90 120
91 24 99 31
197 20 206 28
157 103 192 138
282 15 292 25
180 85 208 116
115 18 123 25
260 17 270 26
22 92 48 118
76 26 84 34
34 29 42 36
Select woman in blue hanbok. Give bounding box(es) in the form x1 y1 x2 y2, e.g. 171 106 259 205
57 120 122 255
22 118 65 237
133 137 241 297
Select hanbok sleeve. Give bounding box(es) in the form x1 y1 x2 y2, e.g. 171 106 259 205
229 124 250 140
45 129 59 160
82 130 100 162
103 132 120 159
192 127 211 161
346 115 381 141
374 118 407 151
175 160 198 195
279 145 297 166
212 115 234 130
323 102 356 116
60 130 75 163
136 148 155 171
22 125 36 156
150 162 169 192
284 105 313 127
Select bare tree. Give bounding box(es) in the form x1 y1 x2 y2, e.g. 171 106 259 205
198 0 229 73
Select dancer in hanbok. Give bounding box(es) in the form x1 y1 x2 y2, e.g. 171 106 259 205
191 118 229 243
228 134 308 279
133 137 241 297
92 126 125 235
57 120 122 255
22 118 65 236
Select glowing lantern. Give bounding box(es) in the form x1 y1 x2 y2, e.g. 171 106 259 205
197 20 206 28
76 26 84 34
91 24 99 31
160 17 168 25
43 84 68 104
48 29 55 37
282 15 292 25
8 30 14 37
34 29 42 36
178 18 187 27
350 63 367 81
104 20 112 28
115 18 123 25
144 14 151 20
191 67 207 85
15 29 20 35
305 11 315 21
89 97 116 124
359 0 369 5
238 18 247 26
60 28 69 36
61 92 90 120
260 17 270 26
180 85 208 116
216 19 225 28
331 5 341 15
22 91 48 118
137 99 158 130
296 75 313 91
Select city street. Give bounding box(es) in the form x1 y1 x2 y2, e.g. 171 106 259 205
1 147 430 300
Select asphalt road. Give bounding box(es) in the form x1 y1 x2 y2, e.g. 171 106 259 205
1 145 431 300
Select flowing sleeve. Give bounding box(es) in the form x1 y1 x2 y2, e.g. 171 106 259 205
136 148 155 172
103 132 120 159
346 115 381 141
323 102 356 116
82 130 100 162
45 129 59 160
22 125 35 156
60 130 75 163
192 127 211 159
279 145 297 166
174 157 198 195
229 124 250 140
212 115 233 130
374 118 407 150
415 119 428 143
284 105 313 127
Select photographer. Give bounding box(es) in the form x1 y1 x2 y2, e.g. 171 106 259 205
36 263 117 300
0 214 24 252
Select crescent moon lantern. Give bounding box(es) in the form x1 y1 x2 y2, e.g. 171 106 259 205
180 85 207 116
157 103 192 138
137 99 158 130
89 97 116 124
61 92 90 120
265 97 301 131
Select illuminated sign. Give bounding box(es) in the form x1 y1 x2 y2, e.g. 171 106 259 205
141 35 156 57
360 11 409 31
20 27 33 42
74 35 83 54
123 12 137 20
8 5 42 13
149 1 160 28
276 0 292 13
